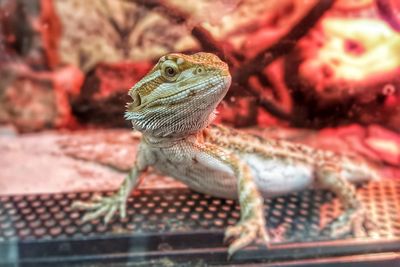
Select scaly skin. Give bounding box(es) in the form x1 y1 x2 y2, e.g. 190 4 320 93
72 52 378 258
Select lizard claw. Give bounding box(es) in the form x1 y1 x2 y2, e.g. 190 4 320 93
224 218 270 259
72 193 127 224
323 207 376 238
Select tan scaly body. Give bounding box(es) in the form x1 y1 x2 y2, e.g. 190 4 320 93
73 52 378 258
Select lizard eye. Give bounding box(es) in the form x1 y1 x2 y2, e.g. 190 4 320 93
161 60 179 81
165 67 176 77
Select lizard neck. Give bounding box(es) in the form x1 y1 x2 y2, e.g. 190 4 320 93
142 130 206 148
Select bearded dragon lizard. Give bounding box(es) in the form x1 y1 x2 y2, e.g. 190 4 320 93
72 52 378 258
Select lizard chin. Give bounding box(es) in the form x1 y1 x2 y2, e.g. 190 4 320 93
125 74 231 138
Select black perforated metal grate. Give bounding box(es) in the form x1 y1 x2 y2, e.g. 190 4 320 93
0 180 399 266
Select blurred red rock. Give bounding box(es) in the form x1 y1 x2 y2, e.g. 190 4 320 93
217 97 258 127
299 124 399 168
1 124 398 195
365 125 400 165
38 0 61 69
284 6 400 129
72 61 152 127
0 0 61 69
0 64 83 132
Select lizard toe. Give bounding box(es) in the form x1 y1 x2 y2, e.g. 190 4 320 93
224 224 243 244
73 194 127 223
324 207 374 238
226 218 270 259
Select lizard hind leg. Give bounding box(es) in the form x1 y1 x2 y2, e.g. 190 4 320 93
315 162 374 238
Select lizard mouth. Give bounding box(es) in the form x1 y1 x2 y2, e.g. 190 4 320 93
126 74 230 114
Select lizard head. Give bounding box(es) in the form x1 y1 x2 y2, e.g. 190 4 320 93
125 52 231 138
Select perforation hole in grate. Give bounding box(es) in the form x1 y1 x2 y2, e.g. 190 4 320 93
0 181 399 243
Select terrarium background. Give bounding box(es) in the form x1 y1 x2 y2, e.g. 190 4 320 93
0 0 399 195
0 2 399 266
1 0 399 131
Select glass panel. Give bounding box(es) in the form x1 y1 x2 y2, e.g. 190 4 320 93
0 0 399 265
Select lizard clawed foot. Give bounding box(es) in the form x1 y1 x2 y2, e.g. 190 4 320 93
72 193 127 224
323 207 376 238
224 217 270 259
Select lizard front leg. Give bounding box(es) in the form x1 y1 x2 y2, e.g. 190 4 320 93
200 143 269 258
72 151 148 223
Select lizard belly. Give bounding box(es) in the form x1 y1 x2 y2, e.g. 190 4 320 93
152 147 314 200
153 149 238 199
242 154 314 197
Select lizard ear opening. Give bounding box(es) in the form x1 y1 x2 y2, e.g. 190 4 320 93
127 90 141 111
